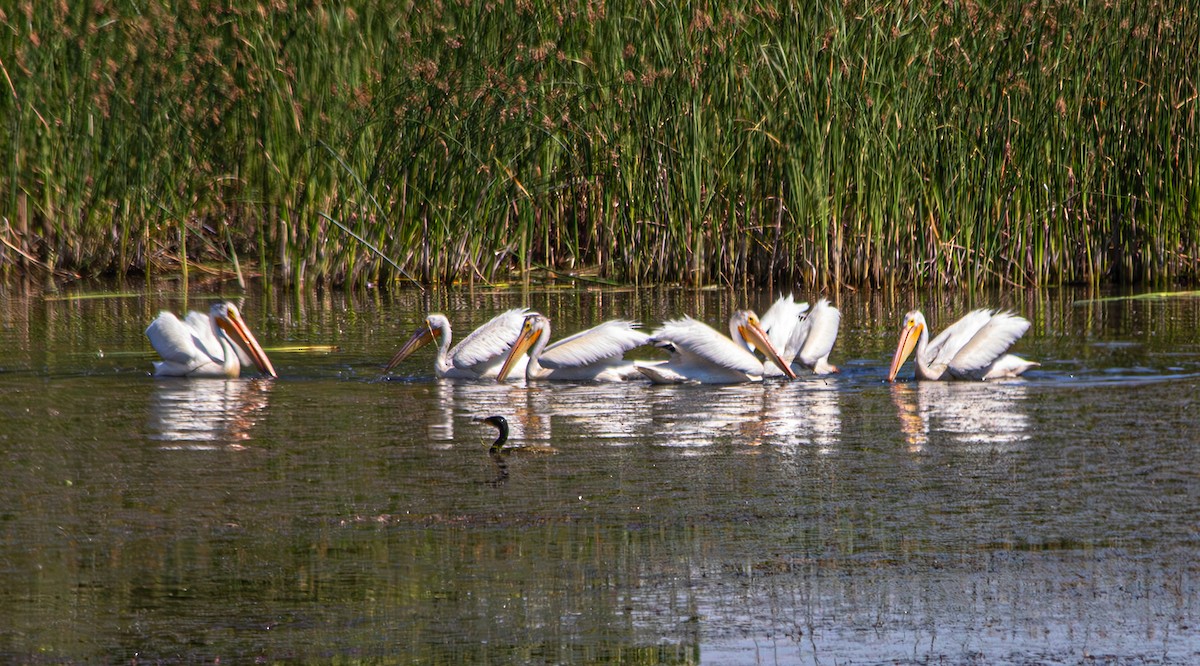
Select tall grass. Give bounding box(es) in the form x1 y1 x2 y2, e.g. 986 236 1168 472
1 0 1196 287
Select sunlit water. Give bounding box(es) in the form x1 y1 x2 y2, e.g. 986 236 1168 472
0 282 1198 664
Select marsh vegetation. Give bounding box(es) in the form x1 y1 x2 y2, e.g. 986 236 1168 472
2 0 1196 287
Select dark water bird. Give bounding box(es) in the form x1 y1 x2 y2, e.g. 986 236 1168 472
477 415 510 453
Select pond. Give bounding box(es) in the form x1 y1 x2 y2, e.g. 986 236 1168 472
0 281 1198 664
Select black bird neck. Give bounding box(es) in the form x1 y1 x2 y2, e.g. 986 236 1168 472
485 416 510 453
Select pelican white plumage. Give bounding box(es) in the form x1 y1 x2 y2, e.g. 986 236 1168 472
758 295 842 376
886 309 1039 382
635 311 798 384
384 309 529 379
495 313 651 382
146 302 276 378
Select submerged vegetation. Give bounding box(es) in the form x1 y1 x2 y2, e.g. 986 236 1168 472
1 0 1196 288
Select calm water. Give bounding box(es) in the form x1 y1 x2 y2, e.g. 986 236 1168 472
0 281 1198 664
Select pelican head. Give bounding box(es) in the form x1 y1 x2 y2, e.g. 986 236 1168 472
385 314 446 373
212 303 277 378
732 310 797 379
887 310 926 382
477 415 510 453
496 313 547 381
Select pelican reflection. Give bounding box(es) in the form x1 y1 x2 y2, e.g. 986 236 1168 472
535 382 654 442
641 384 763 451
890 380 1032 453
637 381 841 452
148 378 273 449
426 375 843 452
762 380 841 453
429 378 551 446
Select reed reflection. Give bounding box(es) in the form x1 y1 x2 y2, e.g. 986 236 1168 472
890 381 1032 453
147 378 273 449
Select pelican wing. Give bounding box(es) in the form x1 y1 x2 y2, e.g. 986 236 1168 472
924 309 995 368
183 311 232 361
949 311 1030 373
182 311 212 337
448 308 528 368
147 312 218 366
650 317 763 375
795 299 841 368
759 294 810 358
539 320 650 370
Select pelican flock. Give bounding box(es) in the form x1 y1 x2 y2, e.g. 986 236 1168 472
146 302 276 378
144 298 1042 387
887 309 1039 381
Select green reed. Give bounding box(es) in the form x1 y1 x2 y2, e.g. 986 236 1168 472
1 0 1195 287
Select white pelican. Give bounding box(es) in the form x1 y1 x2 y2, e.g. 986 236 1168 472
887 309 1039 382
146 302 277 378
635 311 798 384
495 313 651 382
384 309 529 379
758 295 842 376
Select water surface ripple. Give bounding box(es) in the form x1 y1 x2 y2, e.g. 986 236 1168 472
0 284 1197 664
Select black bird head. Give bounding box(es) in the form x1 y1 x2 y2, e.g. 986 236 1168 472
477 415 509 453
